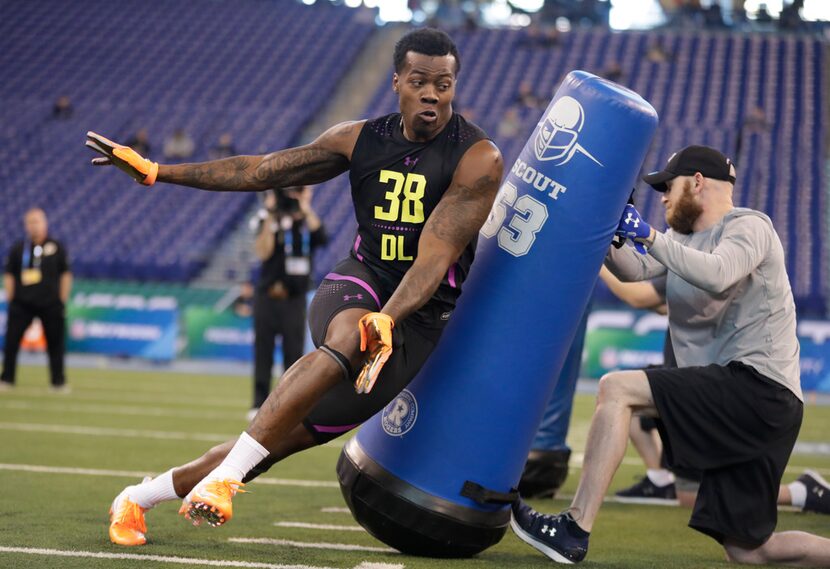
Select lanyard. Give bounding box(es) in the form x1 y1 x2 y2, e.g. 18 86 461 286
21 240 43 269
283 221 310 258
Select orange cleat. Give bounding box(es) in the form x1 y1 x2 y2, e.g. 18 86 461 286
179 479 246 528
109 488 148 546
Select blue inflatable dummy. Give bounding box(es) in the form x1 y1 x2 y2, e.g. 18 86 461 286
338 71 658 557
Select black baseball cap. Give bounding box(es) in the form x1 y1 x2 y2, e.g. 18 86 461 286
643 145 736 192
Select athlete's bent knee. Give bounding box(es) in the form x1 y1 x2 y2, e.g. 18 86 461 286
319 344 354 383
322 309 366 369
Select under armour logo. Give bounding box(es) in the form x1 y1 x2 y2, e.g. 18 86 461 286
541 525 557 537
625 212 639 228
343 294 363 301
403 156 419 167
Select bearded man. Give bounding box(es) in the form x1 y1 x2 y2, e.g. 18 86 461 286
510 145 830 567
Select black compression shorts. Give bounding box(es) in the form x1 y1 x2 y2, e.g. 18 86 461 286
301 257 444 444
646 361 803 546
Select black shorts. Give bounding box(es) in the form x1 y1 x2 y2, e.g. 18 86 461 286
645 361 803 546
301 257 443 444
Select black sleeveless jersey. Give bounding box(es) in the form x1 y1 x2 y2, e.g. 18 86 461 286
349 112 489 329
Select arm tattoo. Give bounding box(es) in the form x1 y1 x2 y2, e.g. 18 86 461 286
426 174 499 248
254 146 349 188
159 122 356 191
162 156 260 191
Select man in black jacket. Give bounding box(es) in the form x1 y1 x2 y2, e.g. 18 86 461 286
2 208 72 391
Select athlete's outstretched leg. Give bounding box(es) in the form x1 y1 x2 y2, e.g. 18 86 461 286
108 421 317 546
109 307 370 543
179 308 368 526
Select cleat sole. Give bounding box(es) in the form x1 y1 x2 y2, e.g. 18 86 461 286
186 501 227 527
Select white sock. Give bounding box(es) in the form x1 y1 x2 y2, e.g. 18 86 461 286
128 469 179 509
646 469 676 487
205 432 269 483
788 481 807 509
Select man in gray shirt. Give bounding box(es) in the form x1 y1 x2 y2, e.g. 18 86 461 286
510 145 830 565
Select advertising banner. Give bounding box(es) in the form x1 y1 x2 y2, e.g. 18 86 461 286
184 306 261 361
67 293 178 360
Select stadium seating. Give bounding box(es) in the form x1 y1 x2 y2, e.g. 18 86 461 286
311 27 827 314
2 5 825 313
0 0 373 281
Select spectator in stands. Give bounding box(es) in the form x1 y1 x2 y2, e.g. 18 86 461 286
735 106 770 161
210 133 237 160
755 2 774 23
744 106 769 132
126 129 151 157
703 2 725 28
517 81 544 110
779 0 805 32
731 2 749 29
1 208 72 393
52 96 73 120
601 61 623 83
164 128 195 160
521 21 561 49
646 40 672 64
231 282 254 318
675 0 705 26
249 186 326 420
497 107 522 140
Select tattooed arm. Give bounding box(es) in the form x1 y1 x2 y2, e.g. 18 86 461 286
157 121 364 191
381 140 503 323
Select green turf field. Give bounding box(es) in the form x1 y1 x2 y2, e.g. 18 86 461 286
1 365 828 569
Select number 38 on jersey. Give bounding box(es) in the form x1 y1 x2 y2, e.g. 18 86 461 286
374 170 426 261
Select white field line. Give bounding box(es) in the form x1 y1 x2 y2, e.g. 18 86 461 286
0 422 231 442
0 463 338 488
275 522 364 532
353 564 404 569
0 546 338 569
229 538 396 554
2 388 248 408
320 507 351 513
793 442 830 455
0 400 245 420
0 418 347 449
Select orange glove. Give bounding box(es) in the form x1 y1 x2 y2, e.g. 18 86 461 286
85 131 158 186
355 313 395 394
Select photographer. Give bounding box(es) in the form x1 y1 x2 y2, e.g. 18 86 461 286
249 187 326 418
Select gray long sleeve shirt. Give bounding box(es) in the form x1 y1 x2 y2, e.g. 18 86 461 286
605 207 802 401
